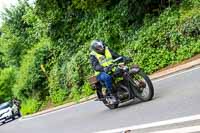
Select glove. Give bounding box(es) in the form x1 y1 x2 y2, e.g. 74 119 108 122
104 66 112 73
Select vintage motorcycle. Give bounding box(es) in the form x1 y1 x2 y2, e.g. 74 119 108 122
89 57 154 109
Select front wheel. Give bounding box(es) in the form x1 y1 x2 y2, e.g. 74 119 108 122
129 70 154 101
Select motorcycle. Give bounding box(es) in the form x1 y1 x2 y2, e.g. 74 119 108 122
89 57 154 109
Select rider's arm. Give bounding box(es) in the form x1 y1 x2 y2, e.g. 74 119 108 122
108 48 121 59
90 55 104 72
109 48 131 62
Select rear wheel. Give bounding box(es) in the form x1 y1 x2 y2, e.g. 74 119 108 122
129 70 154 101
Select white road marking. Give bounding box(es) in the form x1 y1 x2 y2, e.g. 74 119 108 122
149 126 200 133
95 114 200 133
20 66 200 121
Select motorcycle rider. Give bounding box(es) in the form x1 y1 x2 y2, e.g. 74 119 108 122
90 39 131 104
12 97 21 116
12 98 21 109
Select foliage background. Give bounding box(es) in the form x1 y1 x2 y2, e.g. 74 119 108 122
0 0 199 115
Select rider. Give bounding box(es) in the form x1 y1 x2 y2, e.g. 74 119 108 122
12 97 21 109
90 39 131 104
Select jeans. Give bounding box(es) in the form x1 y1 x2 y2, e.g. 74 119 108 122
96 72 112 93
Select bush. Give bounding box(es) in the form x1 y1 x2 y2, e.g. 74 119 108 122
75 1 128 51
12 38 51 100
20 98 41 115
48 63 68 104
122 1 200 74
81 82 94 97
64 50 91 101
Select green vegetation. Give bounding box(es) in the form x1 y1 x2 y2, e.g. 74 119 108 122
0 0 199 115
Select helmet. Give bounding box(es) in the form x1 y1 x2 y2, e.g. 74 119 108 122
90 40 105 54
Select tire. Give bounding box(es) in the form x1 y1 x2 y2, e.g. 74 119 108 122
12 111 15 120
17 109 21 118
130 70 154 101
17 112 21 118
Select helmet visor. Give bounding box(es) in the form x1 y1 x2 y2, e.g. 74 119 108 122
95 42 104 54
96 45 103 51
96 42 104 50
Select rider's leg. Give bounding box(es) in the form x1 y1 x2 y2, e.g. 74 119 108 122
96 72 112 94
97 72 117 104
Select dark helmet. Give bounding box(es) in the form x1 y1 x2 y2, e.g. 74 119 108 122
90 39 105 54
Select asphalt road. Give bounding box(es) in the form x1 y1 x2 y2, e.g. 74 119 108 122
0 66 200 133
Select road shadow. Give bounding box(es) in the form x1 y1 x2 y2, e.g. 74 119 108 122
116 96 160 110
98 96 160 114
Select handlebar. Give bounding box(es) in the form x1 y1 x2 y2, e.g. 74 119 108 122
105 57 133 75
112 57 123 63
107 56 132 70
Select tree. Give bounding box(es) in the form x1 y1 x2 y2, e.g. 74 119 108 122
0 0 33 67
0 67 16 102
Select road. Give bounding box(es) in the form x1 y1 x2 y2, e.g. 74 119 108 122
0 66 200 133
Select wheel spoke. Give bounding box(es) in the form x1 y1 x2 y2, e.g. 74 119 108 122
130 71 154 101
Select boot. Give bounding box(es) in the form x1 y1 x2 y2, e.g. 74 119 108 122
106 92 118 105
